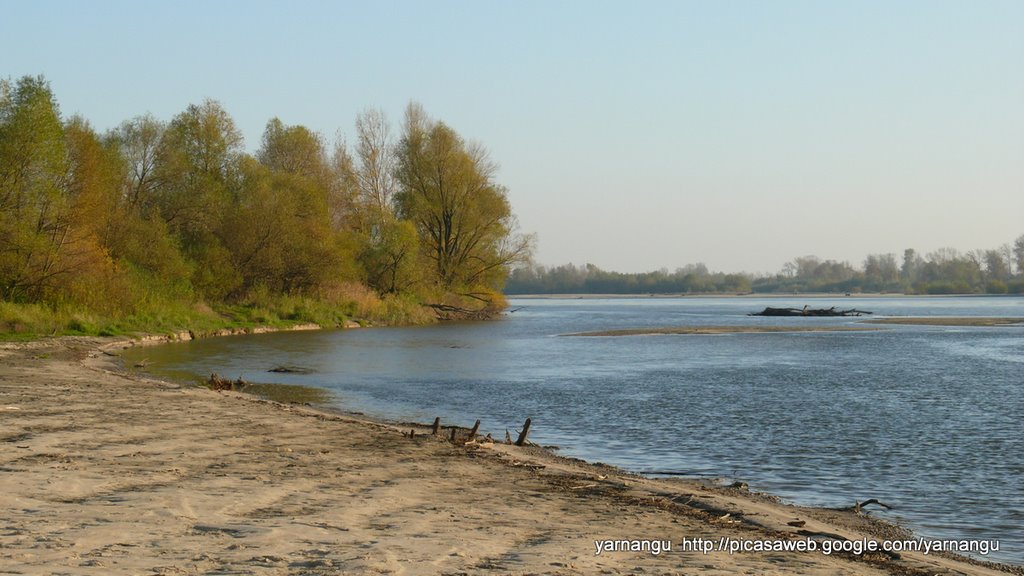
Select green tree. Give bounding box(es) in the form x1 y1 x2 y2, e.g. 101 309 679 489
338 109 424 295
1013 234 1024 277
0 76 72 301
984 249 1009 281
360 218 421 294
154 99 244 299
901 248 919 285
863 253 899 291
258 118 327 180
223 159 334 294
394 103 531 301
101 116 191 292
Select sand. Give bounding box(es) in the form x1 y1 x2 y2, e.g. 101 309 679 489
1 336 1018 575
864 317 1024 327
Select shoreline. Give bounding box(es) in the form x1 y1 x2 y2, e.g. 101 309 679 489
2 336 1020 574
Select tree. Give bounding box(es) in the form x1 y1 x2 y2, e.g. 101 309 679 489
984 249 1009 281
901 248 919 284
354 108 397 224
394 103 532 300
222 157 344 295
154 99 244 299
1014 234 1024 277
332 109 425 296
360 218 421 294
99 117 190 290
154 99 242 238
244 119 364 295
0 76 72 301
863 253 899 290
1 79 539 323
325 138 360 232
258 118 327 179
61 117 130 306
107 114 165 213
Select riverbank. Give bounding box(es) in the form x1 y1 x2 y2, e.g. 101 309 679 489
1 336 1019 575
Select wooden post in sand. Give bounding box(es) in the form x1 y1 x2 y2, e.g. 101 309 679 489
432 417 441 436
515 418 532 446
449 428 456 442
468 419 481 441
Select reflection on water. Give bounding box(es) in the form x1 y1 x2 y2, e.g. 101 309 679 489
126 296 1024 564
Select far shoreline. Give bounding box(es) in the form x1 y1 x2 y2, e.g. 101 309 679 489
507 292 1023 299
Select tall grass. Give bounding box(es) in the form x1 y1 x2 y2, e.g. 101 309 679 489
0 283 438 341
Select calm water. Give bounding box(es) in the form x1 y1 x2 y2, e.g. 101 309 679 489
129 296 1024 564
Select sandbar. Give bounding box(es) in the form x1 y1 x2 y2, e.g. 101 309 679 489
565 326 880 337
864 317 1024 327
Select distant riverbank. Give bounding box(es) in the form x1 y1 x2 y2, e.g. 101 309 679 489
508 292 1024 299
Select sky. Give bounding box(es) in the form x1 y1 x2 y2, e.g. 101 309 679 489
3 0 1022 274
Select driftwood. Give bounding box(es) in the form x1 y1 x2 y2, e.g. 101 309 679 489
268 365 315 374
835 498 894 513
515 418 532 446
749 306 872 317
426 303 499 321
207 373 246 391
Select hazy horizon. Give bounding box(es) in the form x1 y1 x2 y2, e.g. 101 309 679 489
4 0 1021 275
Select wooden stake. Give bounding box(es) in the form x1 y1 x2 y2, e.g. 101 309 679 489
468 419 481 441
449 428 456 442
432 417 441 436
515 418 532 446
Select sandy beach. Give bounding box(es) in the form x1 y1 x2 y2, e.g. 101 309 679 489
1 336 1018 575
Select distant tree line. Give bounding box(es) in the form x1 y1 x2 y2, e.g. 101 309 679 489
507 263 753 295
0 75 531 331
507 237 1024 295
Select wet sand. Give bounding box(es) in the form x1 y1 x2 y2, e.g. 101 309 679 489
1 336 1018 575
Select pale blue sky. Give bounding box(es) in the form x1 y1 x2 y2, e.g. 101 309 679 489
3 0 1022 273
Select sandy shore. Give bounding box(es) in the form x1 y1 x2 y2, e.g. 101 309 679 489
1 337 1018 575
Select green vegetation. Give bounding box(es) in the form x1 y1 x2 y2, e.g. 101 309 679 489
0 75 530 338
508 238 1024 295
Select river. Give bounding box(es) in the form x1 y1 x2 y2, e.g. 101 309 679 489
126 295 1024 564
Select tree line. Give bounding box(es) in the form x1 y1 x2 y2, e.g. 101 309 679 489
507 238 1024 295
1 75 531 333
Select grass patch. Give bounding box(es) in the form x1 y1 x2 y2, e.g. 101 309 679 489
1 287 439 341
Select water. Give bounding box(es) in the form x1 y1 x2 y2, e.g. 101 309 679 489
128 296 1024 564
